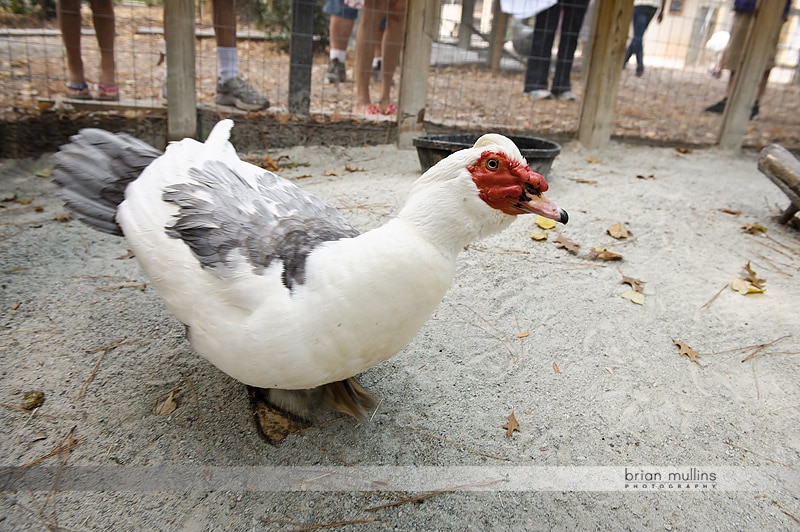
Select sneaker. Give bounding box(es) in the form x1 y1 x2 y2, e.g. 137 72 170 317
215 77 269 111
554 90 576 101
704 97 727 114
324 58 346 84
371 59 381 83
525 89 552 100
750 100 759 120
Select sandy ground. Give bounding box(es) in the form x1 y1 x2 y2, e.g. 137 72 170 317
0 133 799 530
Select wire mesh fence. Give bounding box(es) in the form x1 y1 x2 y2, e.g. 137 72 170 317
0 0 798 154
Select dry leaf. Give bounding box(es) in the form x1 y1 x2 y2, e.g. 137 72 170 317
732 262 766 294
154 390 178 416
675 146 693 154
621 275 645 293
530 231 548 241
731 278 765 295
569 177 597 184
607 222 629 239
621 289 645 305
535 215 557 230
673 339 701 364
585 156 601 164
30 431 48 442
344 165 364 172
741 223 767 235
636 174 655 180
34 168 52 178
502 411 520 437
552 362 561 374
55 212 71 222
719 208 742 215
323 169 338 176
555 234 580 254
515 331 529 339
588 247 623 261
743 262 765 288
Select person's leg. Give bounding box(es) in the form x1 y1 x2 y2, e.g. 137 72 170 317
523 3 560 94
377 0 405 112
324 0 358 82
58 0 88 95
213 0 269 110
355 0 386 112
632 5 656 74
550 0 589 96
89 0 117 97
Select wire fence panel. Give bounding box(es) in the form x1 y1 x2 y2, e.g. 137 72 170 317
0 0 798 152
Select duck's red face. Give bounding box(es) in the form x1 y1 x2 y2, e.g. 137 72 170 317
468 150 568 223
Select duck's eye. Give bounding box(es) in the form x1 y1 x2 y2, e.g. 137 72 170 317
486 158 499 170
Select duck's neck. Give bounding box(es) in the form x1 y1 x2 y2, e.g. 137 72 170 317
397 180 513 260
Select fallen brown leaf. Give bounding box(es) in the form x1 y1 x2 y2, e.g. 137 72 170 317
741 223 767 235
55 212 71 222
636 174 655 180
154 390 179 416
719 207 742 215
515 331 529 339
607 222 630 239
502 411 520 437
588 247 623 261
552 362 561 374
621 275 645 293
675 146 693 154
673 339 701 364
554 234 580 254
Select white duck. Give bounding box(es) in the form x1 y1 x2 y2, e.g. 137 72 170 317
53 120 567 442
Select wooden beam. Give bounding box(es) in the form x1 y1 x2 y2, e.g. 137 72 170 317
165 0 197 141
758 143 800 224
718 0 786 151
577 0 633 149
458 0 476 49
397 0 434 149
288 0 314 115
488 0 509 72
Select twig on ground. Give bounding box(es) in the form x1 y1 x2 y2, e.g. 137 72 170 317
408 426 509 461
76 348 108 398
261 519 378 530
364 479 503 512
741 334 793 363
722 440 791 467
95 282 149 291
701 283 727 309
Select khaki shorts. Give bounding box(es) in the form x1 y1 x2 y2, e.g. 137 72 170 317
722 11 778 71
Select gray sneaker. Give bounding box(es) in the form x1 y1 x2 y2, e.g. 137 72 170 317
324 58 346 84
215 77 269 111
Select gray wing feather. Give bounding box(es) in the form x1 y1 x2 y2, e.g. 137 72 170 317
164 160 359 289
53 129 162 235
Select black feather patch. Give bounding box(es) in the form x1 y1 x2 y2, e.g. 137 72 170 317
163 160 359 289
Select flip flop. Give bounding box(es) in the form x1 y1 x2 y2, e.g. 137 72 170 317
97 83 119 101
364 103 381 116
66 82 91 100
382 102 397 116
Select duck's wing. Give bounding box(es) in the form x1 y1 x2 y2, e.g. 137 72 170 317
161 158 360 290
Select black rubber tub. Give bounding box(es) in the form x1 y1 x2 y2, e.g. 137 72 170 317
413 134 561 177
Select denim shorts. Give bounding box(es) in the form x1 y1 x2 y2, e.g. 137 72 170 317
324 0 359 20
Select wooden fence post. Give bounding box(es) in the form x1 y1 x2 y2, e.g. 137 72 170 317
577 0 633 149
289 0 314 115
397 0 435 149
165 0 197 141
718 0 786 151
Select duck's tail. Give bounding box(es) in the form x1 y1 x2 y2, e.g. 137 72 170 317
52 129 162 235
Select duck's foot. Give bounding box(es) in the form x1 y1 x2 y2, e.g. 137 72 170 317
246 386 311 444
246 378 376 443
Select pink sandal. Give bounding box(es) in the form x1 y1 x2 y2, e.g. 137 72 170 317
97 83 119 101
364 103 381 116
381 102 397 116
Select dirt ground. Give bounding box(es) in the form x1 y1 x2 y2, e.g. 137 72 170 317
1 131 799 529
